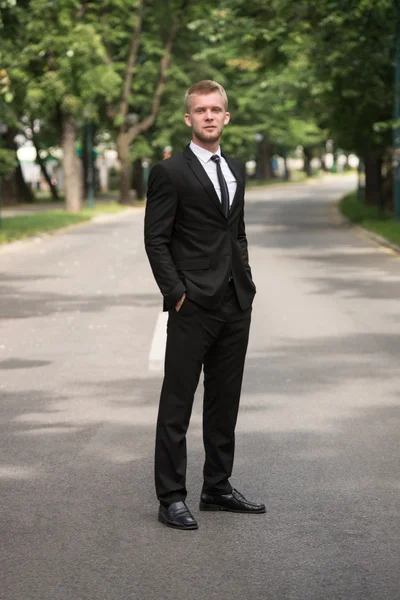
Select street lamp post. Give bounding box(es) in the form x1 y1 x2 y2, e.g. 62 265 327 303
86 122 95 209
0 172 2 230
254 133 263 180
394 0 400 219
282 144 289 181
0 123 8 229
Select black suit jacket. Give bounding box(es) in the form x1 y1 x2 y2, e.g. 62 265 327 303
144 144 256 311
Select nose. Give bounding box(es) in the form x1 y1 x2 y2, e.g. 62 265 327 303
204 109 214 121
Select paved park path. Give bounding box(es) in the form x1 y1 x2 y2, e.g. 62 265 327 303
1 175 399 600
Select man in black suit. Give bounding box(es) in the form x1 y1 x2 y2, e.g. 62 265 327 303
144 80 265 530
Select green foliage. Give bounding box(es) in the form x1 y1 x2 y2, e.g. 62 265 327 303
130 135 153 160
276 0 395 156
155 1 328 161
0 0 395 192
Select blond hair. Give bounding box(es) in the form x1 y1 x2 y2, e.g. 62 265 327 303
184 80 228 113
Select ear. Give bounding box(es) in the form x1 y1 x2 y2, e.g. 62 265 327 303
184 113 191 127
224 112 231 125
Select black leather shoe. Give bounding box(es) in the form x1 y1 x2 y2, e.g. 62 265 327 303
199 488 266 514
158 501 198 530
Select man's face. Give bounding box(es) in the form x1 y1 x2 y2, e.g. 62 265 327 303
184 91 230 146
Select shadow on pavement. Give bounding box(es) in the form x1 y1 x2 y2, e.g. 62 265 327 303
0 285 161 319
0 358 52 370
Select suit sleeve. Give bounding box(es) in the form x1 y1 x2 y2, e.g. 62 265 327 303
144 163 186 308
237 164 254 281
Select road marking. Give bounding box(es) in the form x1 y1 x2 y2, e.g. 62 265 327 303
149 312 168 372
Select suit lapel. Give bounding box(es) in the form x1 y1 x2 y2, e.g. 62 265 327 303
183 145 225 218
222 152 242 218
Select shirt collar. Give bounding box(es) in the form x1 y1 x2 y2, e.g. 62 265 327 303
190 141 221 164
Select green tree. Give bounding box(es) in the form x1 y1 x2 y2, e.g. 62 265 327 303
95 0 192 203
0 3 35 204
1 0 118 210
1 0 216 206
181 2 326 178
23 0 119 211
278 0 395 205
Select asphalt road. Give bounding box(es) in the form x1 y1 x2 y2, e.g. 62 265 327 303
1 175 399 600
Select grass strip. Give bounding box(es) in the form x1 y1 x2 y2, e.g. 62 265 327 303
340 192 400 247
0 202 130 245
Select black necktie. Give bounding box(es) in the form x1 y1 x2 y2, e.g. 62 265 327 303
211 155 229 218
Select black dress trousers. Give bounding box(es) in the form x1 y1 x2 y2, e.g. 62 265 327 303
155 281 251 506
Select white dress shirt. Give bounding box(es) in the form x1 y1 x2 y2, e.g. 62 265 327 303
189 141 237 207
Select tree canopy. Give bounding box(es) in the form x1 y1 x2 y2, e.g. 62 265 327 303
0 0 396 208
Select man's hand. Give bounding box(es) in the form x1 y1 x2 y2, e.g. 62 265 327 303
175 293 186 312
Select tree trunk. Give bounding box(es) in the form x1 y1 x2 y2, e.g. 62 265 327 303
303 147 312 177
16 160 35 203
34 141 59 201
1 175 18 205
364 156 382 207
133 158 143 199
270 148 277 178
82 124 88 199
116 132 133 204
1 165 35 205
281 147 290 181
61 114 82 212
81 123 97 199
260 138 273 180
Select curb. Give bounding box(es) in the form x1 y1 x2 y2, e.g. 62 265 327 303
0 206 144 255
334 204 400 256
